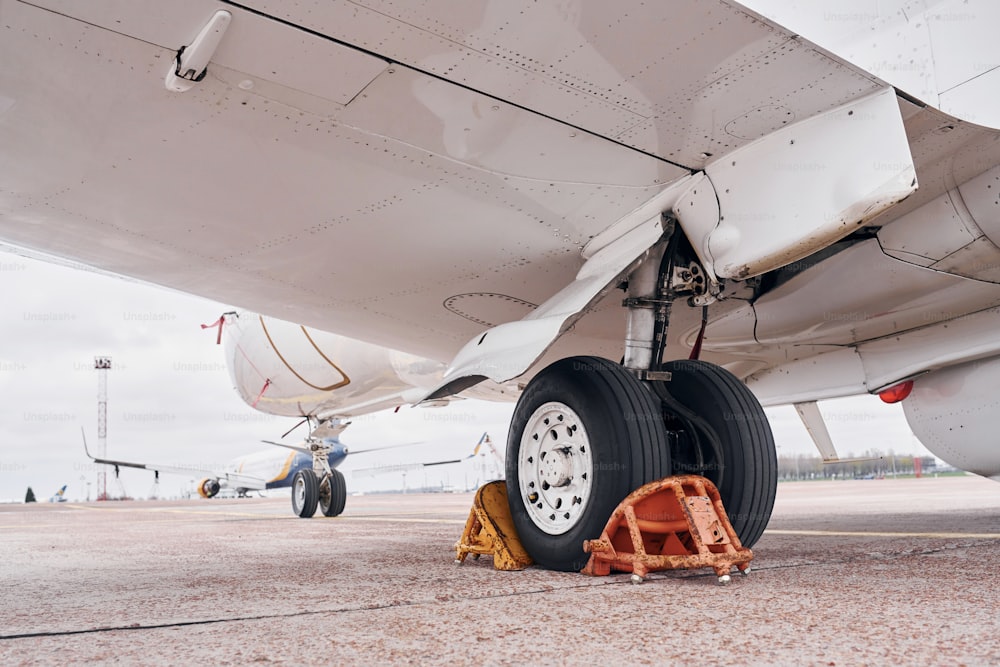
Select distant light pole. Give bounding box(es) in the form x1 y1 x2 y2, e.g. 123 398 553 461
94 356 111 500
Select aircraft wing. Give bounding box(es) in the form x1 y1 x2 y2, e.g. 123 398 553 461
81 430 267 491
0 0 921 371
7 1 1000 480
349 433 488 477
350 457 472 479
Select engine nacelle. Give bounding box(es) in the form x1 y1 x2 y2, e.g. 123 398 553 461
903 357 1000 481
197 478 221 499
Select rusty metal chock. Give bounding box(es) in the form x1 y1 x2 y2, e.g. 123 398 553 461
581 475 753 585
455 480 533 571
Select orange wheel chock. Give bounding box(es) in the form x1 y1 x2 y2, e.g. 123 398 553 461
455 481 533 571
581 475 753 585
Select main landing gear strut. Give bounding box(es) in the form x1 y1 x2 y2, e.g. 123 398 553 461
506 222 777 571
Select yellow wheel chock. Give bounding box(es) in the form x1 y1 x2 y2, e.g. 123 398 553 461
455 481 533 571
581 475 753 585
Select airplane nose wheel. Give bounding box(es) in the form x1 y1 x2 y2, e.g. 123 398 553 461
319 469 347 517
291 469 319 518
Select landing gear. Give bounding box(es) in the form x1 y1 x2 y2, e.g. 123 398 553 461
653 359 776 548
506 356 671 572
319 469 347 517
292 469 347 518
287 420 352 519
506 225 777 569
291 469 319 518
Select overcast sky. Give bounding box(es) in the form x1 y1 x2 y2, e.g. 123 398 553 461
0 251 928 502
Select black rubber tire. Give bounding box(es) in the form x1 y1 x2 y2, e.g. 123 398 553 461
506 356 671 571
319 470 347 517
334 469 347 516
291 469 319 518
657 359 777 548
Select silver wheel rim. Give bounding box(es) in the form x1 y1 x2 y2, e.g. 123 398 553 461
518 402 593 535
293 474 306 510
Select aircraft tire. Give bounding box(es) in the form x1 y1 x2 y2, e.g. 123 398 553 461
506 356 671 572
654 359 777 548
291 469 319 518
334 469 347 516
320 470 347 517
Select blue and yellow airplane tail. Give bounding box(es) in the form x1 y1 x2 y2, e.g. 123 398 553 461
470 432 490 458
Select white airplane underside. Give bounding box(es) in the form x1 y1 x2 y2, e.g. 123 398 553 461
4 0 1000 570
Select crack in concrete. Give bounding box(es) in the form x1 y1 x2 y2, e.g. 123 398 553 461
4 539 994 641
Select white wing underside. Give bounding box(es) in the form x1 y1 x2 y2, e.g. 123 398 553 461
4 1 1000 399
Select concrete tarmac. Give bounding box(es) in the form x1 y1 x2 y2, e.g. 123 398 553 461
1 476 998 665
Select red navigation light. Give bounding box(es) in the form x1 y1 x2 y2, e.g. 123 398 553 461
878 380 914 404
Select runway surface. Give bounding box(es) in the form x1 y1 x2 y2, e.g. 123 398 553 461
2 476 998 665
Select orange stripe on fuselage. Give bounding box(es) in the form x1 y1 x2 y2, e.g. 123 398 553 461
268 452 297 483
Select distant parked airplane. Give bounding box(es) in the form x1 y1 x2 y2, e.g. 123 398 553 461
48 485 68 503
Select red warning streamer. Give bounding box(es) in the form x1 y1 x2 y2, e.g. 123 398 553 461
200 315 226 345
251 379 272 408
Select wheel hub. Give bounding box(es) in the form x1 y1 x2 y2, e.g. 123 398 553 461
318 476 331 506
518 402 593 535
539 448 574 487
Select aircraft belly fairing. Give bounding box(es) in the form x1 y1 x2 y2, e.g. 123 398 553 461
904 358 1000 481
